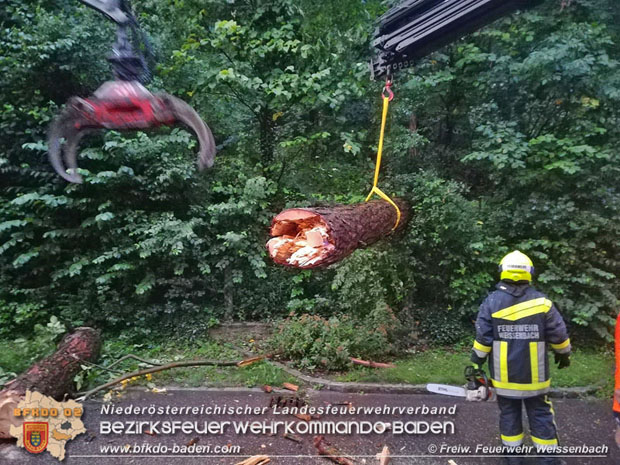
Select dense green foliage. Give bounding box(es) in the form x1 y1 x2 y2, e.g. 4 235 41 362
1 0 618 349
270 305 402 371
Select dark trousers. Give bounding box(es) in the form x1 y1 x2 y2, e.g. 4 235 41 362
498 394 562 465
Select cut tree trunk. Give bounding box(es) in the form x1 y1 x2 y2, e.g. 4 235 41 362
267 199 409 269
0 327 101 438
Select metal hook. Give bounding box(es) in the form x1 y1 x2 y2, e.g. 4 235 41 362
382 79 394 101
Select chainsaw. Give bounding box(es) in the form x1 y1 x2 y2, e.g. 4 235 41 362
48 0 215 183
427 365 496 402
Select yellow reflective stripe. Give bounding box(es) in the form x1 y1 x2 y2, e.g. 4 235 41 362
491 298 552 321
543 395 559 433
501 433 524 442
532 436 558 446
491 379 551 391
500 341 508 382
551 338 570 350
473 340 491 353
492 297 548 318
530 342 538 384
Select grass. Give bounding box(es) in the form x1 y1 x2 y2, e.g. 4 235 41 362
334 348 615 392
0 331 296 394
84 335 296 392
2 328 614 397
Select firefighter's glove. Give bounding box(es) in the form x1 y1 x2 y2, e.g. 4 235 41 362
470 351 487 367
554 352 571 369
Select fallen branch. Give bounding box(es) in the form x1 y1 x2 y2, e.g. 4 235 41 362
77 356 260 400
313 435 356 465
237 356 265 367
267 199 409 269
105 354 163 370
351 358 395 369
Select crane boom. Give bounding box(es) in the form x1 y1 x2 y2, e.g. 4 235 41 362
371 0 544 79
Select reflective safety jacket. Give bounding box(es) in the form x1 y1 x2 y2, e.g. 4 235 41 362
472 281 571 398
614 312 620 413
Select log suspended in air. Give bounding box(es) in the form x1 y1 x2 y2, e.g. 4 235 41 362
267 199 409 269
0 327 101 438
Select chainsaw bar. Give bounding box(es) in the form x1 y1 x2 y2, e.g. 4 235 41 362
426 383 467 397
48 81 216 183
427 383 496 401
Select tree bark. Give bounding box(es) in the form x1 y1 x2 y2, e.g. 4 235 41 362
267 199 409 269
0 327 101 438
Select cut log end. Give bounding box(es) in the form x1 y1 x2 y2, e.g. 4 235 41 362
267 200 409 269
267 209 336 269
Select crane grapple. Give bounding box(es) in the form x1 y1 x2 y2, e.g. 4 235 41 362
47 0 216 183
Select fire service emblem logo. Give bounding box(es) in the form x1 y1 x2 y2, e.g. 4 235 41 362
23 422 49 454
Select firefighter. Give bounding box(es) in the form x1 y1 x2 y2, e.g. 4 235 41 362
614 311 620 447
470 250 571 465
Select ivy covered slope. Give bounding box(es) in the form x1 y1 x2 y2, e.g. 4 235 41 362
0 0 618 347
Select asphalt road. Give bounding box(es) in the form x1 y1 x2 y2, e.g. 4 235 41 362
1 389 618 465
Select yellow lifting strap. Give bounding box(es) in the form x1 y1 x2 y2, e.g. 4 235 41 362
365 81 401 230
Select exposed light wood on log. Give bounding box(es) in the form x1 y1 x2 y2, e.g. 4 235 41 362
267 199 409 269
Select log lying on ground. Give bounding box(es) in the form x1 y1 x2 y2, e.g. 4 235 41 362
0 327 101 438
267 199 409 269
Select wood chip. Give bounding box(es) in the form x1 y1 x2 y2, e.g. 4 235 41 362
313 435 355 465
283 432 303 443
282 382 299 392
376 446 390 465
235 455 270 465
262 385 273 393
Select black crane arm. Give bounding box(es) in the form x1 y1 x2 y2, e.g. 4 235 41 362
370 0 544 79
